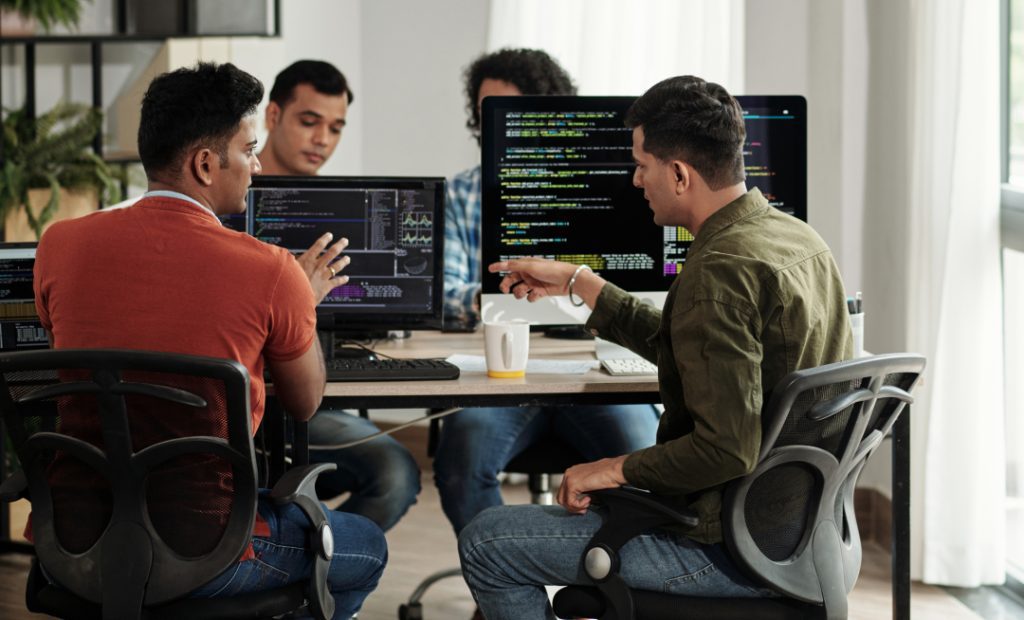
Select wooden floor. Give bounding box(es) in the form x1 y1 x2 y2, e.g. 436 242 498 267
0 476 982 620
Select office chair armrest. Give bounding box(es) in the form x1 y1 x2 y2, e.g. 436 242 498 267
577 487 700 619
267 463 337 504
0 469 27 502
588 487 699 551
268 463 338 620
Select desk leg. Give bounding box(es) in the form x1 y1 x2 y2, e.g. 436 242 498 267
892 407 911 620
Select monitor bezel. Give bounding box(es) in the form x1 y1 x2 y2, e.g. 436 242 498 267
0 241 39 257
246 175 447 332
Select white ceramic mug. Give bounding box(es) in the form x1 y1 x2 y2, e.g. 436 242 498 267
483 320 530 378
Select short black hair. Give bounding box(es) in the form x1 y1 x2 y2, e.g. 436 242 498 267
138 62 263 182
269 60 353 107
463 48 577 143
625 75 746 190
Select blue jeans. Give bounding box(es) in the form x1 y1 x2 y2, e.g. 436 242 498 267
459 504 774 620
433 405 659 533
192 494 387 619
307 410 421 531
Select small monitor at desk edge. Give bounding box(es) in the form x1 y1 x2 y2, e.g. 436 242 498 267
480 94 807 325
243 176 446 335
0 242 47 352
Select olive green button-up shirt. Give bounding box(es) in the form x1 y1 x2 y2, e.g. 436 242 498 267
585 188 851 544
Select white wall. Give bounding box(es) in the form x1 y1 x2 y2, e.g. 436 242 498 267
360 0 487 177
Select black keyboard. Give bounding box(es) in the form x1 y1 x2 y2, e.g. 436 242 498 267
325 357 460 382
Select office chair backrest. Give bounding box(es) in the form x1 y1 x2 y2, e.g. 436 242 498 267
0 349 257 615
723 353 925 612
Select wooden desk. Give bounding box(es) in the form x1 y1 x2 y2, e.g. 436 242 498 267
320 332 661 410
260 331 659 486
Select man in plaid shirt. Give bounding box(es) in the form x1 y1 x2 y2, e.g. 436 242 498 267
436 49 660 552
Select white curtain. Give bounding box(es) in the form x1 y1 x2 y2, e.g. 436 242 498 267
486 0 745 96
908 0 1006 586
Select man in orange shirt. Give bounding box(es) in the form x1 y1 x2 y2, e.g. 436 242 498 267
34 61 386 617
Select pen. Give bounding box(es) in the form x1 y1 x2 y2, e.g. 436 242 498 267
847 298 856 314
855 291 862 314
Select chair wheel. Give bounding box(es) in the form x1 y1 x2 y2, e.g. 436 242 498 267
398 601 423 620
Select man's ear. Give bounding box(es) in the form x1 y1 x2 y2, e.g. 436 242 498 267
265 101 281 131
672 161 690 193
190 148 215 187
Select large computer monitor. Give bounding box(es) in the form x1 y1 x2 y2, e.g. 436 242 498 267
0 243 48 351
480 94 807 325
243 176 446 334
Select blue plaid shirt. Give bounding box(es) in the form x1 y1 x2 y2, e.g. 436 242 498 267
444 165 482 326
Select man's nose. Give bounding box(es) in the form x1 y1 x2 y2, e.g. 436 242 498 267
313 125 329 146
252 155 262 175
633 168 642 188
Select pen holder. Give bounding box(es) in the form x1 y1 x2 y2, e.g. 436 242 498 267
849 312 865 358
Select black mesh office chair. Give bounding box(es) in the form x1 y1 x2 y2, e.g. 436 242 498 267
552 353 926 620
398 415 587 620
0 349 337 620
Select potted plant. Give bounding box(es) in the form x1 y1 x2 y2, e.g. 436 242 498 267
1 102 121 240
0 0 86 33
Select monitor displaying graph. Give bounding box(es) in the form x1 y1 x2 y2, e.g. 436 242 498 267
243 176 446 331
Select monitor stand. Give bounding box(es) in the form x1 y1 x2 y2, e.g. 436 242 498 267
319 331 380 361
333 345 376 360
543 325 594 340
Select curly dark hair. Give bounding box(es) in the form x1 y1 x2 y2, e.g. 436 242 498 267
269 59 353 107
625 75 746 190
139 62 264 182
463 48 577 144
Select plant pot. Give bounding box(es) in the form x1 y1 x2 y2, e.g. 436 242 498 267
0 9 37 36
4 187 99 242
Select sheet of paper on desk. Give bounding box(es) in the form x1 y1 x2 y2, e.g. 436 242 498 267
446 354 599 375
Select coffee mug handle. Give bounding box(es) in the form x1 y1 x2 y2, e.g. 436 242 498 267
502 331 513 369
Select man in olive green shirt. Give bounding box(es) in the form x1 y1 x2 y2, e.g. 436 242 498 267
458 75 851 620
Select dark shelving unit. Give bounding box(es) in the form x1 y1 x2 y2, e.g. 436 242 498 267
1 0 281 161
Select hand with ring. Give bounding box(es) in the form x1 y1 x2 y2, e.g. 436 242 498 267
296 232 350 303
